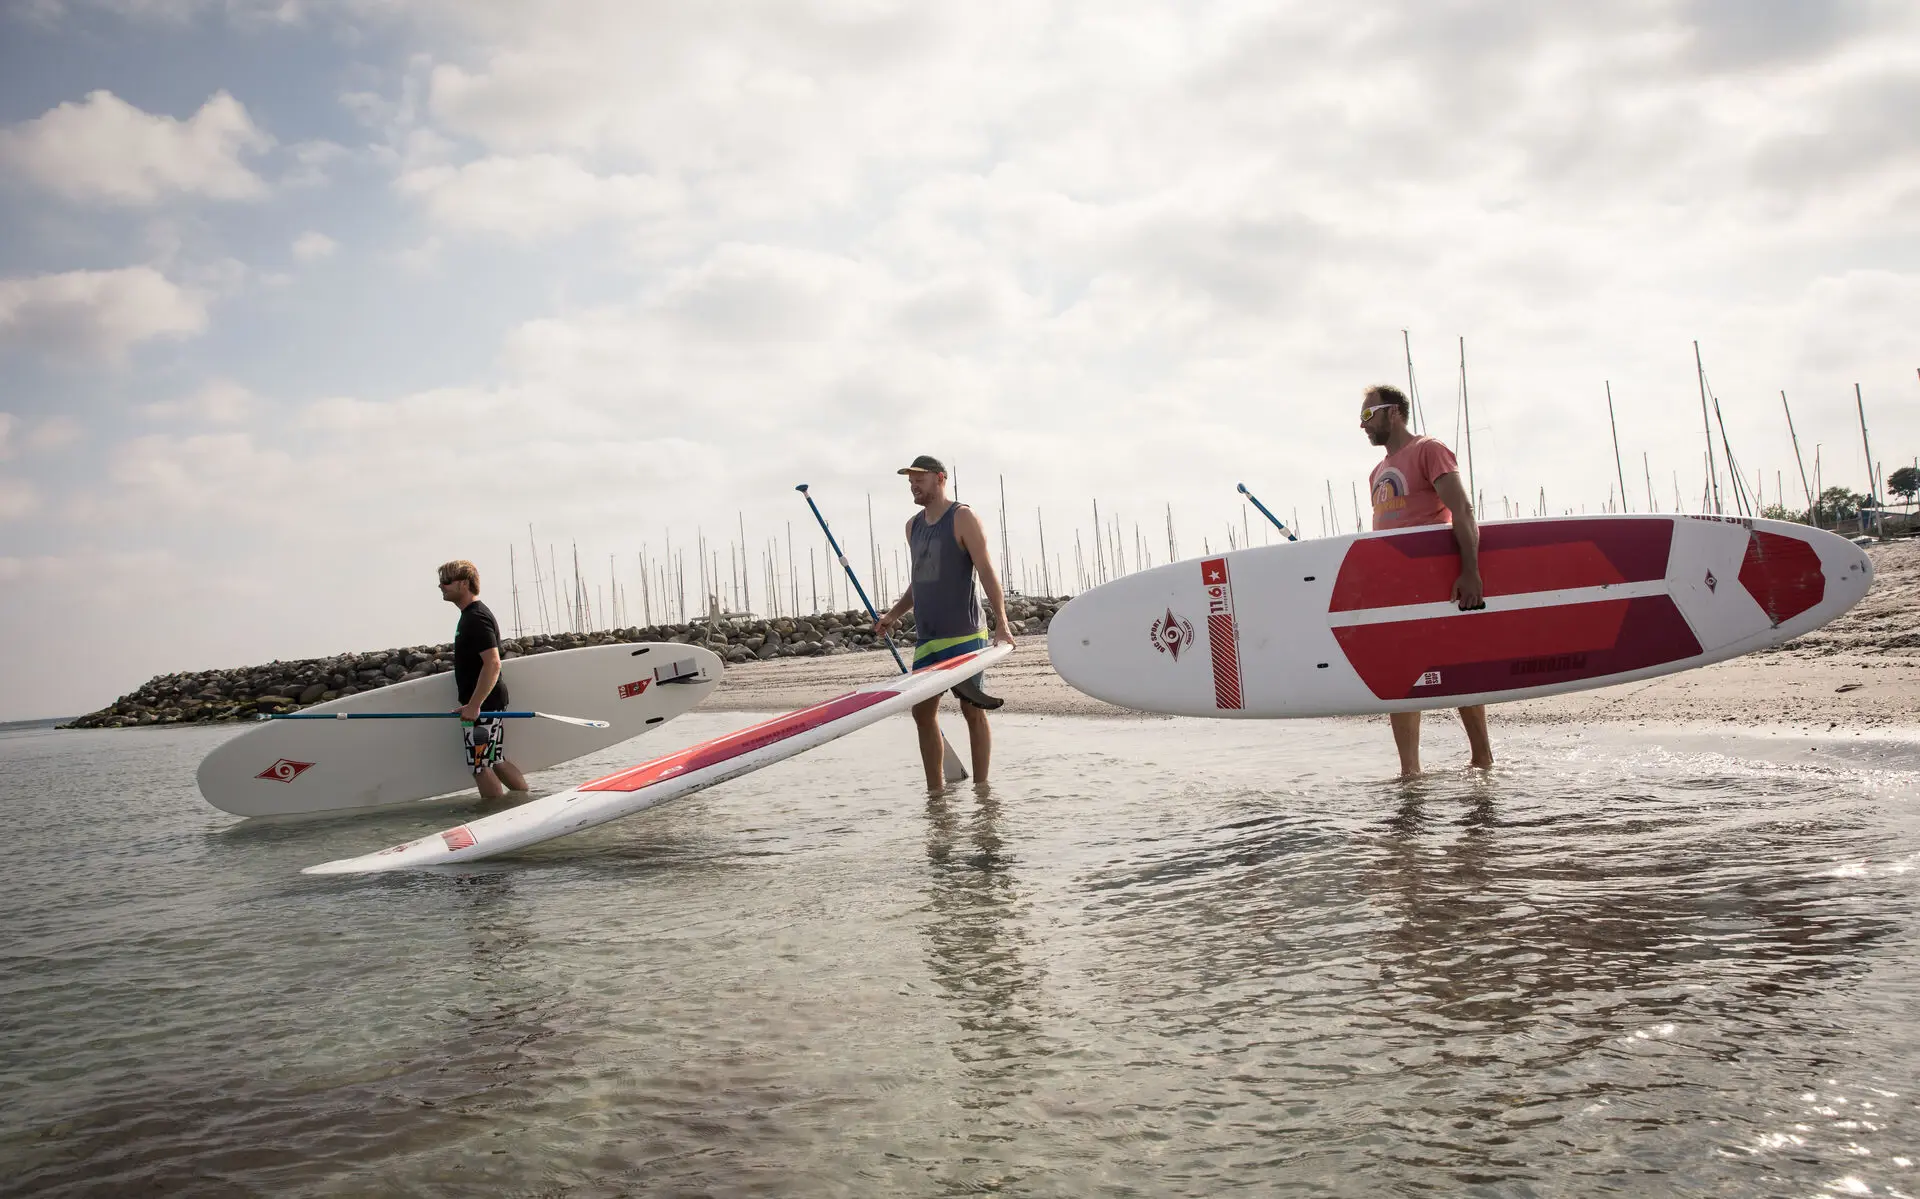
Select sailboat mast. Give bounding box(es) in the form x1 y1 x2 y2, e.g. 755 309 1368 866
1459 336 1477 505
1781 390 1814 518
1856 383 1878 535
1605 381 1628 514
1694 340 1721 515
1402 329 1426 434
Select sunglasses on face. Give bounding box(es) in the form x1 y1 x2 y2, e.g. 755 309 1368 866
1359 403 1396 422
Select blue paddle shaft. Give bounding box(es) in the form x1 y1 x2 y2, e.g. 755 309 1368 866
269 711 540 721
796 485 910 675
1236 483 1299 542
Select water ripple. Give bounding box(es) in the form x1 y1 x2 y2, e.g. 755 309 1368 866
1 715 1915 1196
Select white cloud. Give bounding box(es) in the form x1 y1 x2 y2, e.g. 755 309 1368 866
282 139 349 188
22 0 317 27
399 154 680 239
291 230 338 261
0 478 37 522
26 416 83 452
0 90 271 205
102 431 295 517
143 380 255 424
0 267 207 360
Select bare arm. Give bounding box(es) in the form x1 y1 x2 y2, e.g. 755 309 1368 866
1434 472 1484 610
953 506 1015 645
458 647 503 720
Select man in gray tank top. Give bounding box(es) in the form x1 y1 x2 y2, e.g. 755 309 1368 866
874 455 1017 788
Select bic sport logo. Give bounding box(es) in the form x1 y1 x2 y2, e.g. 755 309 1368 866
1149 609 1195 660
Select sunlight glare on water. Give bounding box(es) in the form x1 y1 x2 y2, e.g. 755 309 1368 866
2 711 1917 1196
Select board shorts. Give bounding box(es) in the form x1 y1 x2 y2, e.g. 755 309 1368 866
462 715 506 775
913 630 992 707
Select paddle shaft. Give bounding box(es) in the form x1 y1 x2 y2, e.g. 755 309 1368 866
796 486 910 674
267 711 608 728
1237 483 1300 541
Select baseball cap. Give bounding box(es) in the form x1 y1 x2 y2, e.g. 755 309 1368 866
897 455 947 475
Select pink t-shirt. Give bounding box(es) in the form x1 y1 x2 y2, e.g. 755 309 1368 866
1370 436 1460 530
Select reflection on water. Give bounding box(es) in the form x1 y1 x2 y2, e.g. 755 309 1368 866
921 787 1051 1109
1 714 1917 1196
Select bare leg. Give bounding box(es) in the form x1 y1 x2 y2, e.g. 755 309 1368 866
960 701 991 785
492 759 528 792
1458 705 1493 768
911 695 945 791
1390 710 1422 778
475 766 506 801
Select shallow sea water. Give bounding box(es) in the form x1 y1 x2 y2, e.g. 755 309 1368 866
2 710 1917 1197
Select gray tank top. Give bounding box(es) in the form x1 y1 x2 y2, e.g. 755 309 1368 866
909 503 983 640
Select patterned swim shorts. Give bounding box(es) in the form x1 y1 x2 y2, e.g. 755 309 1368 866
462 715 506 775
913 630 997 708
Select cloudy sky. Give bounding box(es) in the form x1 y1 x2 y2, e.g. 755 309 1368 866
1 0 1916 720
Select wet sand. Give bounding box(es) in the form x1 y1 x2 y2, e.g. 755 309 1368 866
708 538 1920 732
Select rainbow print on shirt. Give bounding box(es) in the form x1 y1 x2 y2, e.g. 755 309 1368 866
1371 467 1410 520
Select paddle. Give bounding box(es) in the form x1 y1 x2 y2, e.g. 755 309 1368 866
1236 482 1300 541
796 483 969 784
266 711 611 729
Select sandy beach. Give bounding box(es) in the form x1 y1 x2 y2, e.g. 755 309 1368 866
708 538 1920 733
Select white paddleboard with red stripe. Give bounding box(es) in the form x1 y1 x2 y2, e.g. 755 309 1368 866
301 643 1010 874
1048 515 1872 718
200 643 723 817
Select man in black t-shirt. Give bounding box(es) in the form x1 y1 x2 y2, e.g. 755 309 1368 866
438 559 528 800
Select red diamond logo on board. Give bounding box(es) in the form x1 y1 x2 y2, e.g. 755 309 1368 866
1150 609 1196 660
256 759 314 783
618 678 651 700
441 826 477 851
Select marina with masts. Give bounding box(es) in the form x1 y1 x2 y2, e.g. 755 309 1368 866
502 338 1915 640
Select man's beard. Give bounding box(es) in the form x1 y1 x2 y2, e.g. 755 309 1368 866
1367 426 1389 446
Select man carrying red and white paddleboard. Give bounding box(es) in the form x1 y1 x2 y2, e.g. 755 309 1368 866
1360 386 1495 777
873 455 1017 790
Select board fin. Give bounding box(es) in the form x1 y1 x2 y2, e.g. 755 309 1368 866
951 675 1003 710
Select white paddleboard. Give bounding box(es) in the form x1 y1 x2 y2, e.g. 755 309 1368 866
1049 514 1872 717
303 643 1009 874
199 643 723 816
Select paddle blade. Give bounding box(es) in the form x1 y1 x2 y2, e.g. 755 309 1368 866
531 711 612 729
941 732 968 783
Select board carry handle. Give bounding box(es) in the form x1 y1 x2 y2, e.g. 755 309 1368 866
266 711 611 729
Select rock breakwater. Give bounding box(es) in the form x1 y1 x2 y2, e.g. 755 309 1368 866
60 597 1065 729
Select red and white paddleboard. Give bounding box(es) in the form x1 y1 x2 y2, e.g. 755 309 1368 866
302 643 1010 874
1048 515 1872 718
